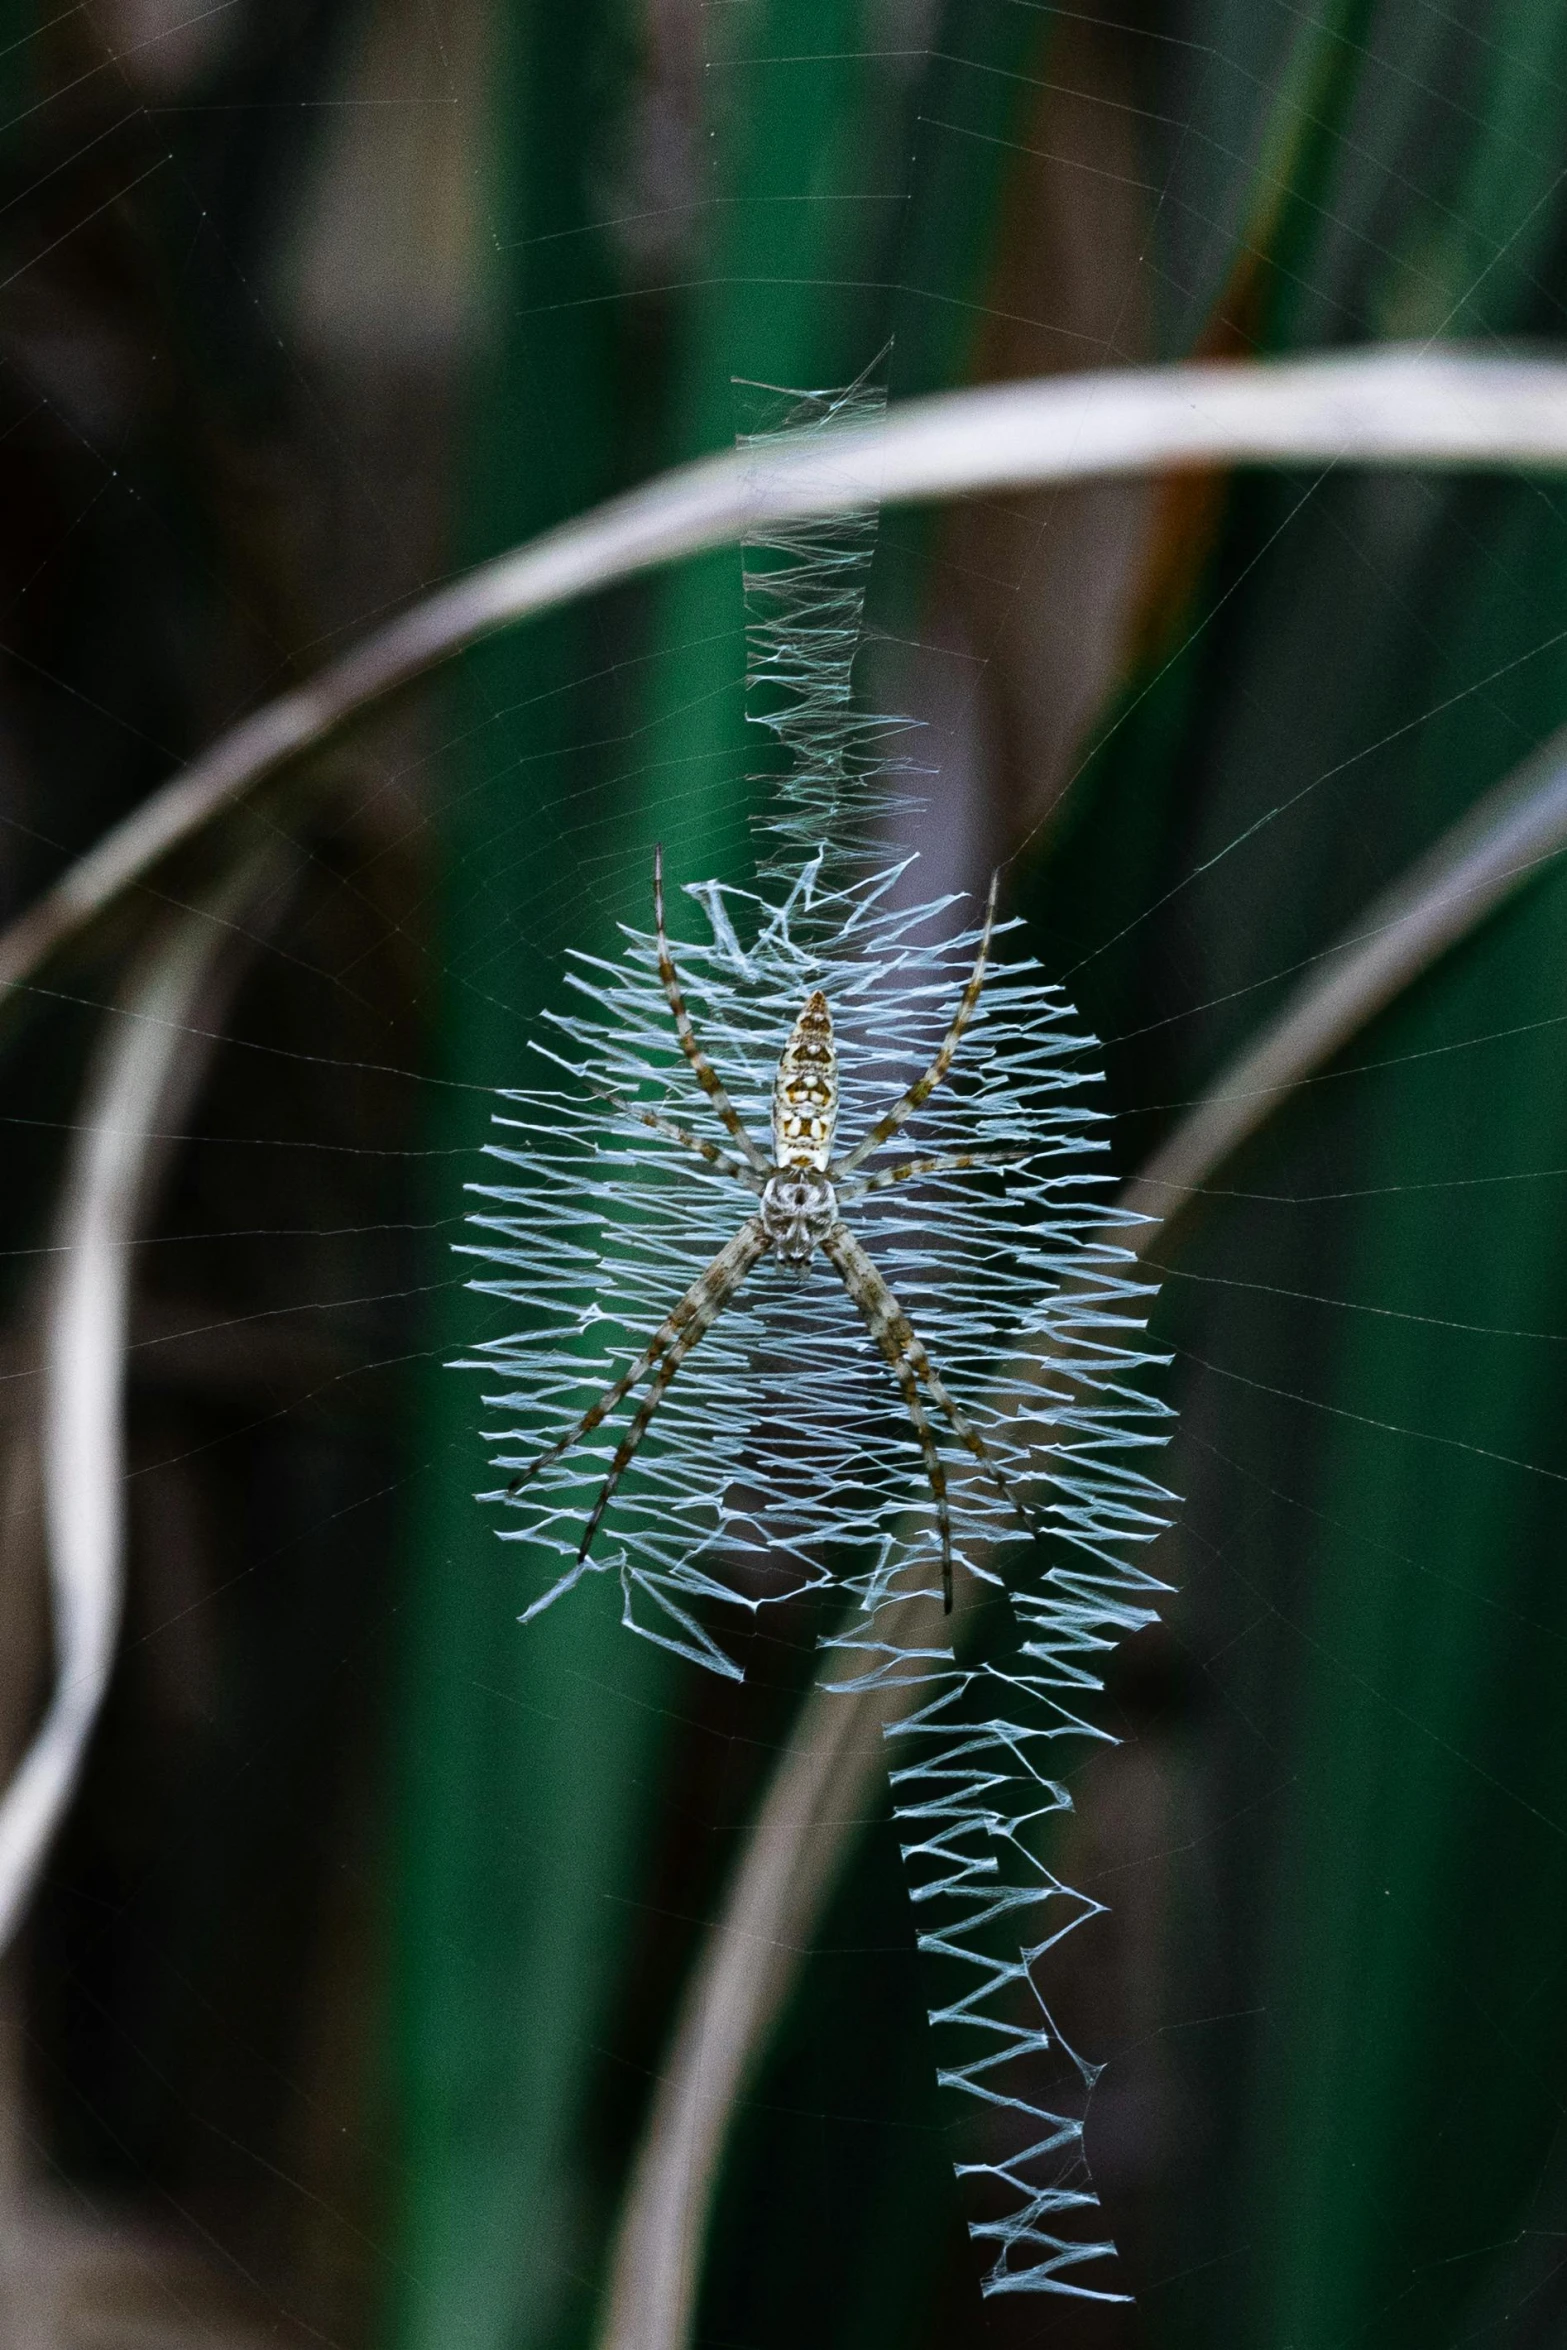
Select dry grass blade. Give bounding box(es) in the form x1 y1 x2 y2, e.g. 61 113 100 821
0 850 283 1957
3 348 1567 1003
596 715 1567 2350
1121 715 1567 1237
594 1623 936 2350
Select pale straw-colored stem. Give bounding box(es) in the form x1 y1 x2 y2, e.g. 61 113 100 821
4 348 1567 1003
595 714 1567 2350
1121 715 1567 1234
594 1616 937 2348
0 851 283 1957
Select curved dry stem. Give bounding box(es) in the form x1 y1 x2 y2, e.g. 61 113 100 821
5 348 1567 1003
595 715 1567 2350
595 1600 942 2350
0 848 286 1958
1121 714 1567 1236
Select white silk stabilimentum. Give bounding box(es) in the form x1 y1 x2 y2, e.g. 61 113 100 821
455 381 1176 2301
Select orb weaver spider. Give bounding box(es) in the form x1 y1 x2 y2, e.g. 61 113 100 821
509 848 1039 1610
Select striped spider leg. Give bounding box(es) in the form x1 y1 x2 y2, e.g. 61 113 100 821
507 852 1037 1611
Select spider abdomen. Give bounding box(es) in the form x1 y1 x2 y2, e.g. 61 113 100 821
772 988 838 1171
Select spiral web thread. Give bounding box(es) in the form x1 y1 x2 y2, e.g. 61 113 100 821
454 379 1176 2298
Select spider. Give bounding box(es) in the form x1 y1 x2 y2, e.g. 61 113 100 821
507 848 1039 1612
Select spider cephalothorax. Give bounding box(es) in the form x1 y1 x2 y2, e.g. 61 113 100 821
509 847 1038 1609
759 1166 837 1265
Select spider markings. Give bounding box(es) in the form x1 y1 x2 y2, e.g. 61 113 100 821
772 987 837 1168
761 990 841 1266
506 849 1037 1612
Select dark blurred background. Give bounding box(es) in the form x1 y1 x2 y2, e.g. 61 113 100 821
5 3 1567 2347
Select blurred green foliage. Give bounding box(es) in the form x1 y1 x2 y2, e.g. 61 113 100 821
1037 8 1567 2348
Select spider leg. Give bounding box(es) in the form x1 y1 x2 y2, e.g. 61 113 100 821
836 1145 1030 1201
912 1344 1036 1534
505 1212 770 1504
822 1221 1036 1595
885 1352 955 1612
830 871 999 1181
575 1218 769 1561
653 845 770 1176
573 1069 764 1191
507 1348 653 1497
507 1219 766 1498
818 1221 957 1608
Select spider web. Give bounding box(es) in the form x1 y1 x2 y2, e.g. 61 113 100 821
10 8 1567 2346
453 379 1176 2294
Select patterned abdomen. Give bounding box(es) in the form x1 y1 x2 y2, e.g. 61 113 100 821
772 989 838 1170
